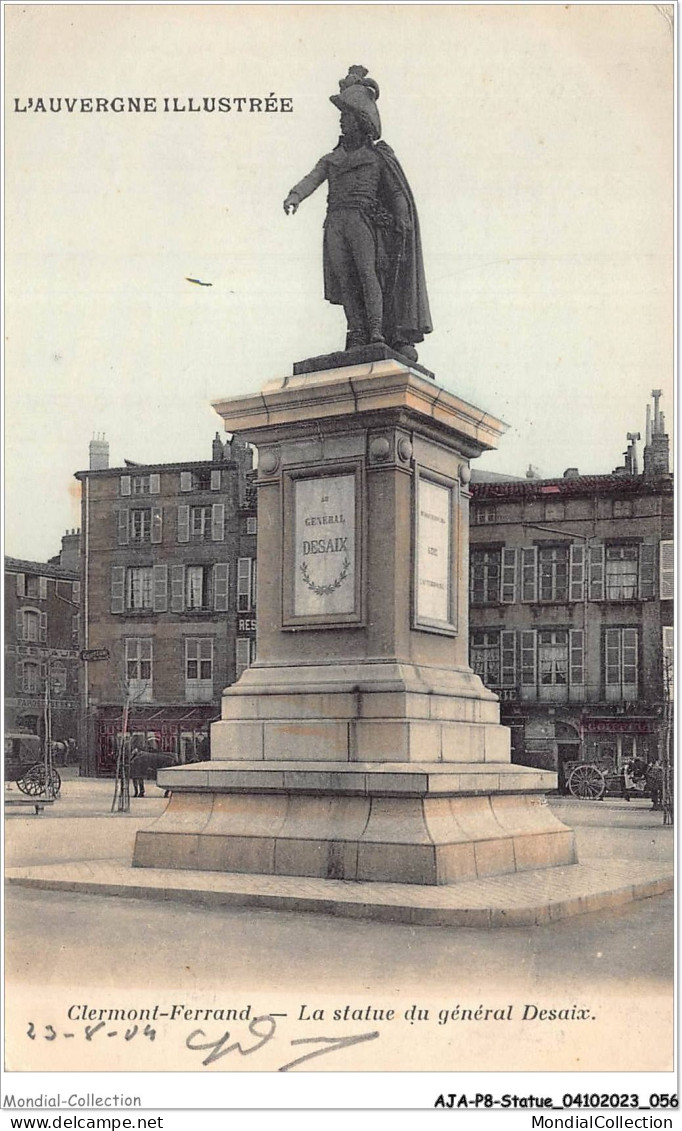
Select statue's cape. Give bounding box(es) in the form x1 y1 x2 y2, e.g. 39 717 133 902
322 141 432 345
374 141 433 345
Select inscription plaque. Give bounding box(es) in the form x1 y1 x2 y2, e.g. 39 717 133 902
415 475 455 631
293 474 356 618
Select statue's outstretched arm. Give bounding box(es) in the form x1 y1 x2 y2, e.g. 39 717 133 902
283 156 329 214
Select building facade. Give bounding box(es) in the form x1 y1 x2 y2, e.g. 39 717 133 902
75 434 257 775
469 407 673 787
4 550 81 746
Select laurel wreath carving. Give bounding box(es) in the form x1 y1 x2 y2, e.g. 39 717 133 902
300 555 351 596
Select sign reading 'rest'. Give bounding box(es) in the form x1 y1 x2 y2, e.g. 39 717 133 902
294 474 355 617
416 478 451 624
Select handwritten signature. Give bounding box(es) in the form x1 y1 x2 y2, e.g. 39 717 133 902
186 1016 379 1071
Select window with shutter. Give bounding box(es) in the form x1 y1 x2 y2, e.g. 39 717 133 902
605 628 638 701
111 566 125 614
237 558 252 611
470 549 501 605
211 503 225 541
177 505 190 543
149 473 161 495
470 630 501 685
153 565 168 612
211 469 221 491
39 576 48 600
569 544 585 602
151 506 163 544
521 547 537 602
180 472 193 493
125 637 153 701
170 565 185 612
236 637 251 679
500 549 517 604
185 638 214 701
588 544 605 600
23 661 40 694
120 475 131 496
659 540 674 600
213 564 229 611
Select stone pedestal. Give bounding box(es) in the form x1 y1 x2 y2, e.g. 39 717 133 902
134 357 577 884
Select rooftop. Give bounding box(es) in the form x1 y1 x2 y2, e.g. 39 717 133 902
471 472 673 501
5 556 78 580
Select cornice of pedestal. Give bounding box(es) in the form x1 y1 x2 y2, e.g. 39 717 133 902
212 359 508 458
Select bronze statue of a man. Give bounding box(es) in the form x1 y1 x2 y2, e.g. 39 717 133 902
283 66 432 360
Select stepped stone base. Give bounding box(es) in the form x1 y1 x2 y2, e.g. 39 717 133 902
7 858 673 928
132 760 577 885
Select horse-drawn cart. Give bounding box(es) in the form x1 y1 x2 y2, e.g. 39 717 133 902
565 757 647 801
4 732 61 798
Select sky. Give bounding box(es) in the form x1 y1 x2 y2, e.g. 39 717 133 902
4 3 674 561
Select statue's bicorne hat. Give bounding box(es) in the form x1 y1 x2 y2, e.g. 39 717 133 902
330 65 381 140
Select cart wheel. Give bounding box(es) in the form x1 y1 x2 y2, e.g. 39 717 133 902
16 765 61 798
568 764 606 800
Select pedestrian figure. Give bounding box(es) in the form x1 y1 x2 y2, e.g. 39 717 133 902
646 758 663 810
130 743 145 798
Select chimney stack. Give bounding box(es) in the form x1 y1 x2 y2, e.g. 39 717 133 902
89 432 109 470
643 392 670 478
60 529 81 571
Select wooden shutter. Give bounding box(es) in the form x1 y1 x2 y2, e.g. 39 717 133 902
16 610 24 641
213 564 229 611
180 472 193 493
211 469 221 491
211 503 225 541
72 581 81 604
639 543 656 599
662 626 674 699
588 544 605 600
15 573 25 596
659 540 674 600
569 544 585 602
520 629 537 687
501 549 517 604
521 547 537 602
117 508 130 545
170 565 185 612
149 473 161 495
151 506 163 544
177 505 190 543
153 565 168 612
569 629 584 686
500 630 516 686
39 576 48 600
120 475 131 496
39 611 47 642
111 566 125 614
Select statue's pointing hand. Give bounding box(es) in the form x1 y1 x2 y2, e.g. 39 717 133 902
283 193 300 215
